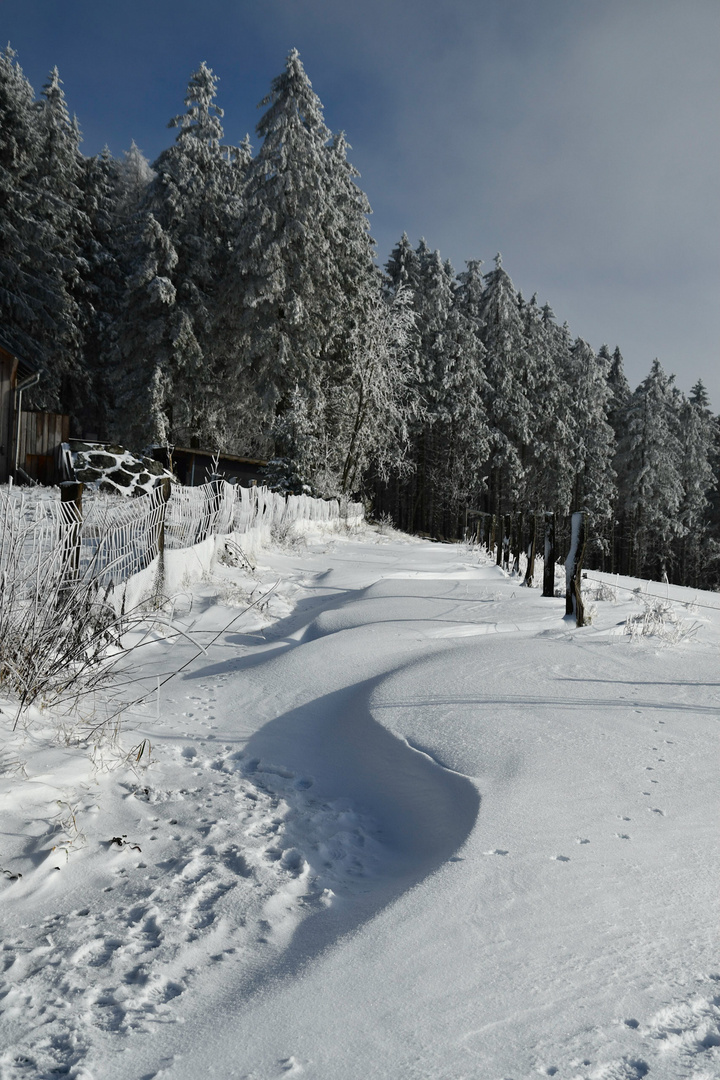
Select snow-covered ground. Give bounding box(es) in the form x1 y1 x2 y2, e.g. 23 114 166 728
1 524 718 1080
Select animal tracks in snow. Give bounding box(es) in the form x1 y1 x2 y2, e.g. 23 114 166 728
610 979 720 1078
0 733 384 1078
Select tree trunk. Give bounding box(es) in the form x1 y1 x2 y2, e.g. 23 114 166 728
542 512 555 597
524 513 537 587
565 511 587 626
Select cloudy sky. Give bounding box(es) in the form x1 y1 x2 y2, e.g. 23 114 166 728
4 0 719 404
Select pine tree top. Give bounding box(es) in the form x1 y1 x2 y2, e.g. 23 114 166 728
169 61 224 148
256 48 330 145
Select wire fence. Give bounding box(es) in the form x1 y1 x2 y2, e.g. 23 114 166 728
0 481 363 595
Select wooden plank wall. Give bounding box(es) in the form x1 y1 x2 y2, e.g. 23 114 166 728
20 411 70 484
0 354 12 483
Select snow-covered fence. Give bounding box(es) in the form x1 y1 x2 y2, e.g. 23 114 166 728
0 481 363 594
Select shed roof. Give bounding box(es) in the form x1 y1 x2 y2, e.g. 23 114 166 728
0 333 40 382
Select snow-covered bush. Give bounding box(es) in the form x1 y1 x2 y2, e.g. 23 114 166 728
624 597 700 645
375 512 395 535
0 520 122 713
583 579 617 603
0 488 163 720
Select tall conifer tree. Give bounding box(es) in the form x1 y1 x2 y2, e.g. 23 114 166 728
617 360 685 577
478 254 532 519
143 62 244 446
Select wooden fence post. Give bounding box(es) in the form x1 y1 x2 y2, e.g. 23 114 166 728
60 481 83 584
502 514 511 571
210 476 223 533
510 513 519 574
157 477 171 557
154 477 172 605
524 513 537 587
565 510 587 626
542 512 555 597
478 512 488 549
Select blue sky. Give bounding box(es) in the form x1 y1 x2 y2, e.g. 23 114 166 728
3 0 719 405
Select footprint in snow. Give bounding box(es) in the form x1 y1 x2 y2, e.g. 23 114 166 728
591 1056 649 1078
280 1056 304 1073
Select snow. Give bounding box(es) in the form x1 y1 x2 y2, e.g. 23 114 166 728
1 524 718 1079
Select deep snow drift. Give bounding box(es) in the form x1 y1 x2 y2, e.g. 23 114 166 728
0 524 718 1080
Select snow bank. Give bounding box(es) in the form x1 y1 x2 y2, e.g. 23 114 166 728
1 533 718 1080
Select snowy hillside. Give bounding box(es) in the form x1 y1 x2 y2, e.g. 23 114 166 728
0 524 718 1079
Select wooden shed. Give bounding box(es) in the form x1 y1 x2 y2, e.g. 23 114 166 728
151 445 268 488
0 337 70 485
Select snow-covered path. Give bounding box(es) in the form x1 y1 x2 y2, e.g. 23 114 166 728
1 529 718 1079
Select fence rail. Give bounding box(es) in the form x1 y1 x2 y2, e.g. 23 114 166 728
0 481 363 595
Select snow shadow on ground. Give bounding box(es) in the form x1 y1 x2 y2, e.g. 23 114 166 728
196 672 481 993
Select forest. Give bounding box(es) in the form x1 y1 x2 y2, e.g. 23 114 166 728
1 45 718 587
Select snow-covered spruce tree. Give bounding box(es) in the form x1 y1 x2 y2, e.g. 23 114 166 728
605 345 631 433
77 142 157 442
295 286 419 498
0 50 85 416
377 242 488 538
449 260 491 535
406 240 455 535
0 46 48 359
564 337 616 563
140 61 247 448
74 146 127 437
416 246 488 537
219 50 377 478
107 211 179 448
281 130 384 494
602 344 633 572
325 130 378 323
277 287 416 500
704 409 720 590
676 380 716 586
520 299 575 521
478 254 533 522
384 231 422 297
24 67 89 418
380 239 448 532
114 140 155 220
373 233 424 526
220 49 340 436
616 360 685 579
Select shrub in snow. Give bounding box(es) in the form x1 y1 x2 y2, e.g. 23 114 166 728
0 486 172 720
583 580 617 603
624 597 700 645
